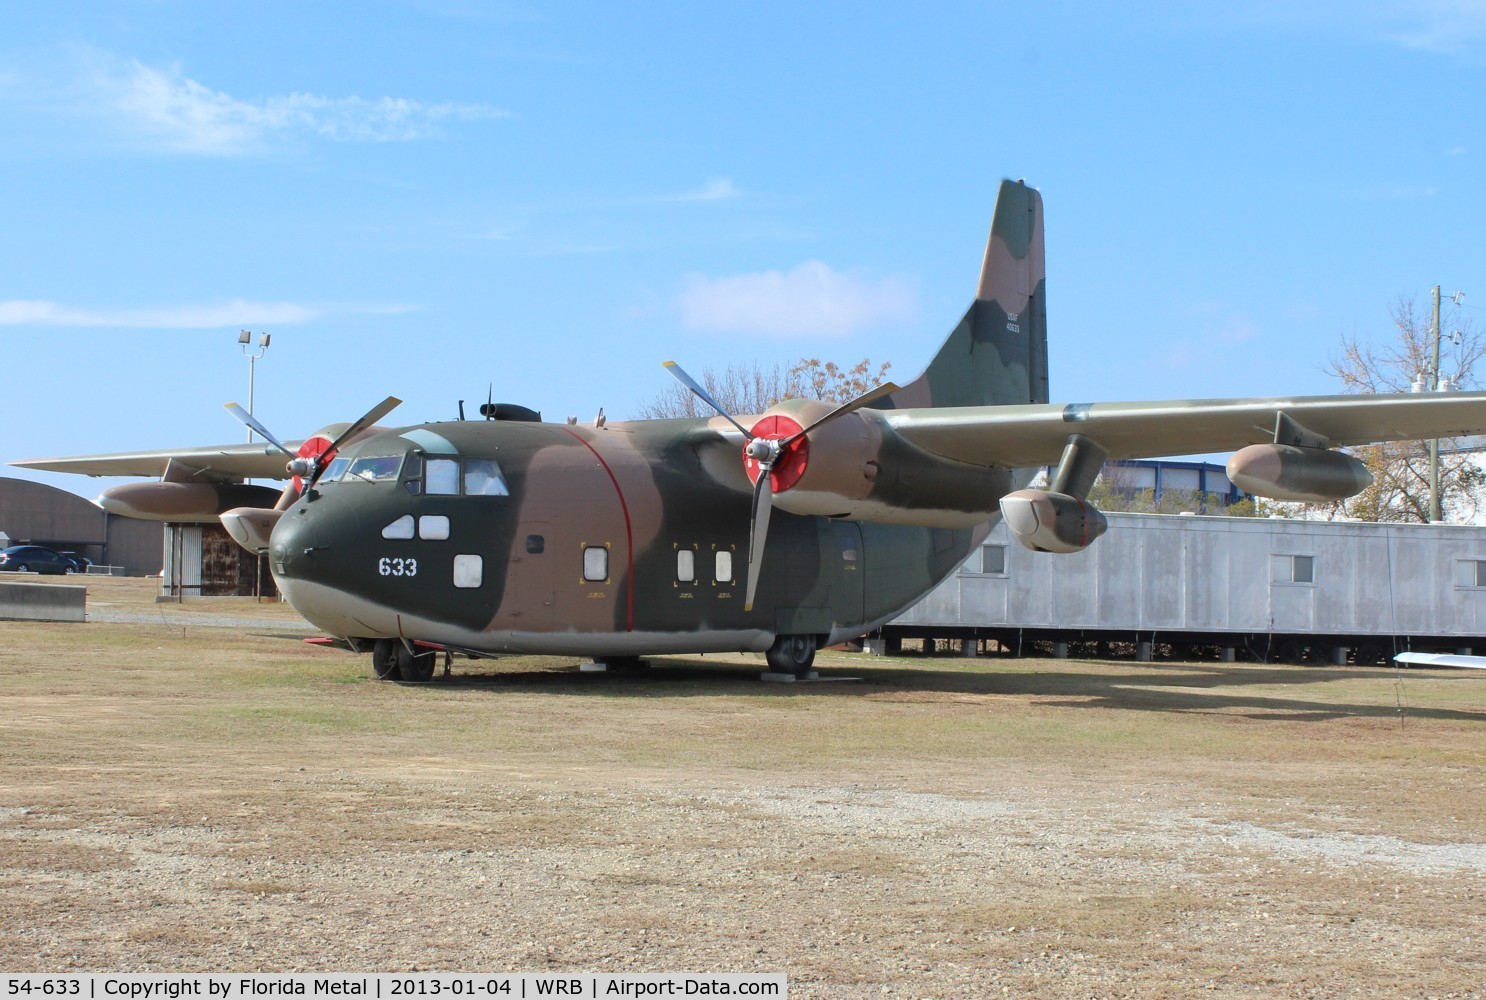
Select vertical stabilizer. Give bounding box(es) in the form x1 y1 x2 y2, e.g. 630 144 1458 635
881 179 1048 409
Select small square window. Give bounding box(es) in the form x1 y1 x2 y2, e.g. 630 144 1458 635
982 545 1006 575
677 549 695 582
453 554 483 589
418 515 450 540
583 546 609 582
715 550 734 583
1293 555 1314 584
526 534 545 555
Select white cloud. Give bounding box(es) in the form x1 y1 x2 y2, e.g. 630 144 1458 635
80 56 504 156
678 262 916 337
669 178 741 202
0 299 413 328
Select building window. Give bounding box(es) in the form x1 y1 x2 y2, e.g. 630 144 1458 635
1272 554 1315 585
1454 559 1486 589
981 544 1007 575
583 546 609 583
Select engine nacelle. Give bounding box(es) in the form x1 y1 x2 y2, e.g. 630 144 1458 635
999 488 1108 553
98 482 282 523
1226 444 1372 502
219 506 286 553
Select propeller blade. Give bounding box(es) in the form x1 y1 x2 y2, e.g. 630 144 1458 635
662 361 754 438
744 463 774 613
224 403 296 457
782 380 901 446
307 396 404 486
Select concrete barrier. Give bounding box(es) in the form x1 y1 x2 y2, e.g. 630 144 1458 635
0 581 86 622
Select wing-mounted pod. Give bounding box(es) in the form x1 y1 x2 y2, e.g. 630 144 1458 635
1226 412 1373 503
1000 433 1109 553
97 459 282 523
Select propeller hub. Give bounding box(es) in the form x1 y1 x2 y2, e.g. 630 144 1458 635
292 436 336 492
743 415 809 491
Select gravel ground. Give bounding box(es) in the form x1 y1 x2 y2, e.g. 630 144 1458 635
3 577 1485 997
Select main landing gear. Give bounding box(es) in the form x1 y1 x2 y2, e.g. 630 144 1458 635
764 634 817 678
371 638 439 683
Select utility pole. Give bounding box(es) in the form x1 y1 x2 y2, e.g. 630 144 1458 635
1429 284 1442 523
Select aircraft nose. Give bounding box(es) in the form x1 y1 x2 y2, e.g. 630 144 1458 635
268 499 329 581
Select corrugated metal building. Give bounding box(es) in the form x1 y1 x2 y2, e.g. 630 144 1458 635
887 513 1486 663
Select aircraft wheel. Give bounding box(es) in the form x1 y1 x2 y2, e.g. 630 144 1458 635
766 634 817 675
372 639 400 680
397 644 436 683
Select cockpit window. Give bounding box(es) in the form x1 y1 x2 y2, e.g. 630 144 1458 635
345 455 403 482
427 458 460 496
319 456 351 482
464 458 510 496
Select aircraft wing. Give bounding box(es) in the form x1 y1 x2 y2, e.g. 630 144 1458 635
10 441 300 481
883 391 1486 468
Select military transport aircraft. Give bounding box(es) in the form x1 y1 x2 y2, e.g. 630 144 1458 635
16 179 1486 681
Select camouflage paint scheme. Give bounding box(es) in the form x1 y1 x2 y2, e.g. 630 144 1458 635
17 179 1486 668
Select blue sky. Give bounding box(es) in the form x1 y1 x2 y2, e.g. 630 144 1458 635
3 1 1485 499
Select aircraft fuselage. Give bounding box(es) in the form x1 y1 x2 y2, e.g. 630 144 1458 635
269 417 1003 657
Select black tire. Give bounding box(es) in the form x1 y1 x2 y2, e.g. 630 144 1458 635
765 634 817 675
397 644 436 683
64 566 76 575
15 563 28 573
372 639 400 680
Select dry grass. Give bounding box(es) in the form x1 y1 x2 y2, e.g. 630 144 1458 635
1 577 1485 995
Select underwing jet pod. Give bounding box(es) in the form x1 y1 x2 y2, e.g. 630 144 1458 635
17 179 1486 681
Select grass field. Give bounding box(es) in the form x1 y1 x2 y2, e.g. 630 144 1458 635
2 577 1485 996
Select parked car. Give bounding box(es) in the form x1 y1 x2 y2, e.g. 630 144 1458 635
0 545 81 575
61 552 92 573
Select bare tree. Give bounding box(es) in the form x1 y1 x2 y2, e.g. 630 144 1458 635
1309 295 1486 522
631 357 893 419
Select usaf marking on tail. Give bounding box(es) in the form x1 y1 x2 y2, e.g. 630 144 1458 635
17 180 1486 680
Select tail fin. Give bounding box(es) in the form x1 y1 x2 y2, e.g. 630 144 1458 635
880 179 1048 409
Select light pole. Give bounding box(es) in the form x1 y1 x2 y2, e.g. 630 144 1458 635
238 330 271 443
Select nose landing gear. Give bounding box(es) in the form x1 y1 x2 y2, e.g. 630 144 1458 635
371 638 440 682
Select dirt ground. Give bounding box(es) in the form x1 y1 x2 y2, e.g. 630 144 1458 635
3 577 1485 997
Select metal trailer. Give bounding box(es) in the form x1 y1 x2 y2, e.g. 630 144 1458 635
884 513 1486 664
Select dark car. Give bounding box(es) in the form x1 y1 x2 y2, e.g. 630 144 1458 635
0 545 81 575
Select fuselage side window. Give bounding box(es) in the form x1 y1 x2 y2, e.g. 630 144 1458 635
464 458 510 496
426 458 459 495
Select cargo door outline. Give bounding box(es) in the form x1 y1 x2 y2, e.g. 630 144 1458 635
497 521 556 630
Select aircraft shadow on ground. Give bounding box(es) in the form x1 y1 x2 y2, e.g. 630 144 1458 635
409 656 1486 724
